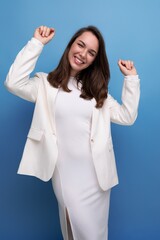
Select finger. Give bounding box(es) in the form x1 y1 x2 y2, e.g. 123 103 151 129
49 28 55 36
130 61 134 69
127 60 131 70
118 59 121 66
45 27 50 37
118 59 123 66
118 59 126 68
47 29 55 41
39 25 44 35
129 60 132 69
121 60 126 67
129 60 134 70
124 60 131 70
44 26 51 37
42 26 47 37
47 27 54 37
50 28 55 34
35 26 41 35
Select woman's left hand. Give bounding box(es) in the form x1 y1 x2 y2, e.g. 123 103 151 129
118 59 137 76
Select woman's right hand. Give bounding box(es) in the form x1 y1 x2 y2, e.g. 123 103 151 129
34 26 55 45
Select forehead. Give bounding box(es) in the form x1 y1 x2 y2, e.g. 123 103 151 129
76 31 99 51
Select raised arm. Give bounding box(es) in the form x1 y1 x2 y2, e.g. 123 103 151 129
107 60 140 125
4 26 55 102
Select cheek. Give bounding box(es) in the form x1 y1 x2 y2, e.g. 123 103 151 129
87 56 96 66
68 49 73 63
69 44 78 54
68 46 76 60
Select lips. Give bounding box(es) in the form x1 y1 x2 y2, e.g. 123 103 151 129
74 56 85 65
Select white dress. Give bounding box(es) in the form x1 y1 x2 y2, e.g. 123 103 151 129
51 77 111 240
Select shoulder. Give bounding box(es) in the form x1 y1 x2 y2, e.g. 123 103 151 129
35 72 48 79
31 72 49 89
34 72 49 84
34 72 58 92
103 93 117 108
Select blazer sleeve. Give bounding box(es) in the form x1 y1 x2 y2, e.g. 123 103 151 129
4 37 44 103
108 75 140 125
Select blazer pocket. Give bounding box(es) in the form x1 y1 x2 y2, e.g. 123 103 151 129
27 128 44 141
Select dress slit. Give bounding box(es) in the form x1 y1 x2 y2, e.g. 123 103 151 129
52 166 76 240
65 208 74 240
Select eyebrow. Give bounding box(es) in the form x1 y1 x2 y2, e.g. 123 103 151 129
78 40 97 54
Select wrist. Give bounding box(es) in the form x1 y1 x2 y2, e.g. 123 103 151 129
124 74 139 81
32 37 44 46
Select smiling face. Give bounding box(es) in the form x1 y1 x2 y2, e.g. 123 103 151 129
68 31 99 77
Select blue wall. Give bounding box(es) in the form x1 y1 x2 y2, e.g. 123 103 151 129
1 0 160 239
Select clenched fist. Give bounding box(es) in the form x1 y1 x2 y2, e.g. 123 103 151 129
118 59 137 76
34 26 55 45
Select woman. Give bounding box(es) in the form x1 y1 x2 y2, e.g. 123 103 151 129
5 25 140 240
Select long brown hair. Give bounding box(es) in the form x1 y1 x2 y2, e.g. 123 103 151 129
47 26 110 108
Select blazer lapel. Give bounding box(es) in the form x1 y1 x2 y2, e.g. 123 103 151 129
46 84 59 135
91 98 100 139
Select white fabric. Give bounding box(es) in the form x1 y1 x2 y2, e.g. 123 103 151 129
52 78 110 240
5 38 140 190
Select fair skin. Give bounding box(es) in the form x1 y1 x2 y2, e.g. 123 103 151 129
68 31 99 77
34 25 137 76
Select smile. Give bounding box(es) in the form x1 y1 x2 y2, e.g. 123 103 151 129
74 56 85 65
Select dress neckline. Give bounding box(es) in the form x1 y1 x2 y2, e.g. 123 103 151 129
69 76 82 90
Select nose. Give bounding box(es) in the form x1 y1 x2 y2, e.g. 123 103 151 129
80 49 87 58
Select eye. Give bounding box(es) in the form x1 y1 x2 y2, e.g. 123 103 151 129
89 51 95 57
77 43 83 48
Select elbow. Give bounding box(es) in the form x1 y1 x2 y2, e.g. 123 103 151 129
4 78 18 94
4 80 14 92
126 112 138 126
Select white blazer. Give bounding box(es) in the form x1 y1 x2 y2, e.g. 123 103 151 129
5 38 140 191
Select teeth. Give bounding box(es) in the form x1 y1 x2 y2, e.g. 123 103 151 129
75 57 83 64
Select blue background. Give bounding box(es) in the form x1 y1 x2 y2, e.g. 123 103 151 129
1 0 160 239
